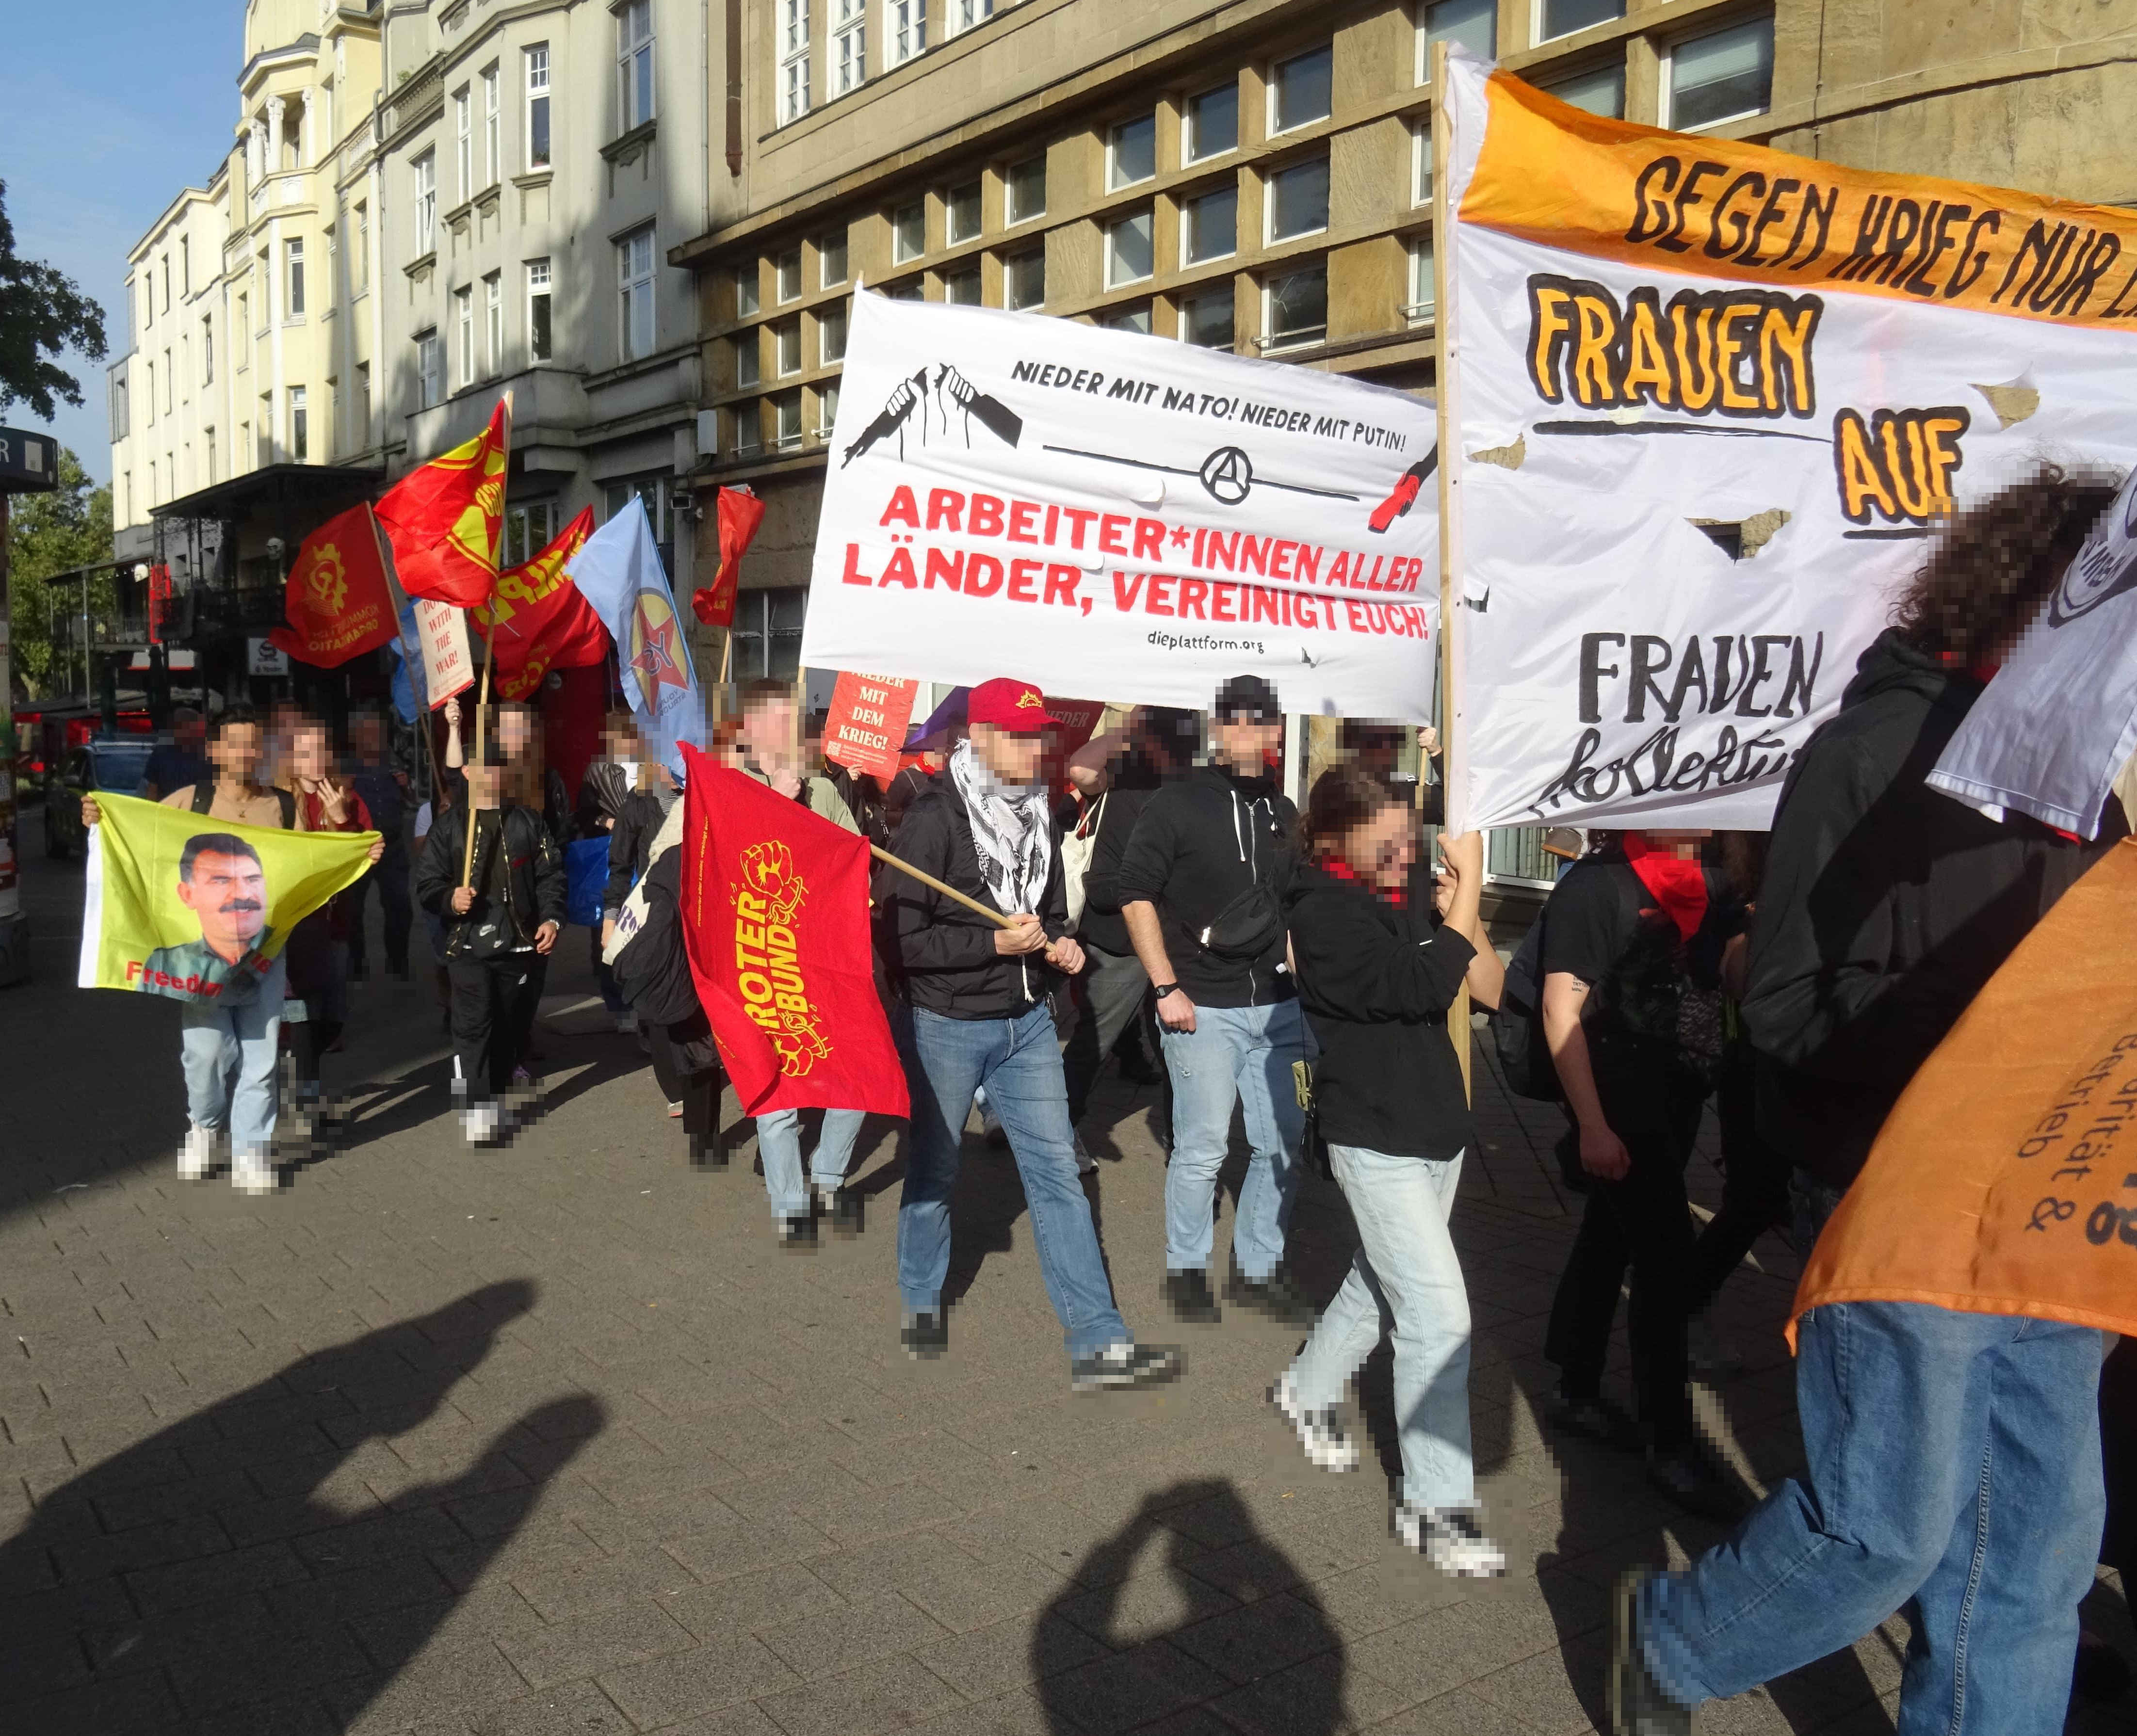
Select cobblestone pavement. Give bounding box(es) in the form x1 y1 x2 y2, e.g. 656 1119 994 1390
1 829 2129 1736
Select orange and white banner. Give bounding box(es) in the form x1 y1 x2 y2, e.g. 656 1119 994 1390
1437 47 2137 831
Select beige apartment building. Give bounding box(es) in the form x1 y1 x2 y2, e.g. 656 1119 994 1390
673 0 2137 690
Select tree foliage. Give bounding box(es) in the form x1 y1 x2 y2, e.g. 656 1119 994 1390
7 447 113 700
0 179 108 422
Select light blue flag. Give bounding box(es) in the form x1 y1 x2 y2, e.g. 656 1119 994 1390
566 497 703 780
389 603 426 723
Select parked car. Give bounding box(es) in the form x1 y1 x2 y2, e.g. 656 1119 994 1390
44 739 158 859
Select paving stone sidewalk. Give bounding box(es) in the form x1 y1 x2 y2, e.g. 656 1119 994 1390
0 833 2129 1736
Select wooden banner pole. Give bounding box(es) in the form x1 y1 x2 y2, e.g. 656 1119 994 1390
460 391 513 890
867 843 1017 930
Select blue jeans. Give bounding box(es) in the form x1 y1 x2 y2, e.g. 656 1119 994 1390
898 1004 1129 1363
1641 1301 2107 1736
1290 1144 1473 1511
178 955 287 1156
1161 1000 1306 1280
758 1108 866 1221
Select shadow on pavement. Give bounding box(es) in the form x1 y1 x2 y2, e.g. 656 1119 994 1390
0 1280 609 1733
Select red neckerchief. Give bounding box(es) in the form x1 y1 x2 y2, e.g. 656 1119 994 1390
1317 853 1406 909
1621 833 1706 943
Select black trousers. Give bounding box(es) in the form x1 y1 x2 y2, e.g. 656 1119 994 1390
347 853 413 976
448 956 541 1102
649 1022 720 1139
1684 1045 1790 1317
1544 1047 1708 1450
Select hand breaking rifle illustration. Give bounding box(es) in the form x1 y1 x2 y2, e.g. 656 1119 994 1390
842 364 1024 466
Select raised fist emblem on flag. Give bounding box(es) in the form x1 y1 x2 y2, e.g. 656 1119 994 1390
739 839 808 923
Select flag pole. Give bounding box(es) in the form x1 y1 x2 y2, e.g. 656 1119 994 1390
867 843 1016 930
461 391 513 889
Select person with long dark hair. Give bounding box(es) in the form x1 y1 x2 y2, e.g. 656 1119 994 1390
1268 766 1507 1576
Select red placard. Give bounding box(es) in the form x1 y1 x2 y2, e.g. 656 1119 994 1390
1041 697 1108 758
821 671 922 782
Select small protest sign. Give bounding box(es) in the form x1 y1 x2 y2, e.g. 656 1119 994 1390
414 597 474 709
822 672 921 782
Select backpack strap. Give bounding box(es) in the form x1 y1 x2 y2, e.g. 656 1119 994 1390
275 787 296 829
190 780 215 815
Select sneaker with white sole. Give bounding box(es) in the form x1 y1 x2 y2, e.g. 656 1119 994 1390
1073 1131 1096 1173
462 1104 501 1146
177 1123 216 1181
230 1148 277 1196
1393 1503 1506 1579
1070 1341 1183 1391
1269 1370 1360 1472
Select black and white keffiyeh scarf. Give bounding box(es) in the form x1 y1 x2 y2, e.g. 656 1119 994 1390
949 739 1053 916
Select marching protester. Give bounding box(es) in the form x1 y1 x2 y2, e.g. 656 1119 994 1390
1270 766 1509 1576
142 705 209 802
1117 675 1312 1328
1538 827 1747 1522
883 676 1180 1388
601 738 677 1037
415 739 566 1145
81 707 301 1193
1612 466 2129 1736
281 714 379 1135
342 706 414 983
736 679 868 1241
580 710 646 1025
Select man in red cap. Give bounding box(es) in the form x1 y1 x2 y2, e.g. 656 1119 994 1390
881 677 1182 1389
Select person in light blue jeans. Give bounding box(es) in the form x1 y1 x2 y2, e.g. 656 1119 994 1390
177 952 287 1191
758 1107 866 1240
1160 1003 1306 1283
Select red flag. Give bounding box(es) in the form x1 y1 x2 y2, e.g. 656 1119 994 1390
375 400 509 608
679 751 909 1120
693 485 766 628
268 504 399 668
822 671 922 782
472 507 604 701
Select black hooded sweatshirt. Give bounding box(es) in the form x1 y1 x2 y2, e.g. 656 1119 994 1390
1743 628 2124 1190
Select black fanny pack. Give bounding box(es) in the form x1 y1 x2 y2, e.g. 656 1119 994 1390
1197 884 1285 962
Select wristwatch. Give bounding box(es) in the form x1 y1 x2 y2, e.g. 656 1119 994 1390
1152 982 1182 1000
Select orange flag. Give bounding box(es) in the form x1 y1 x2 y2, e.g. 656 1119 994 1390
473 507 606 701
375 400 509 609
1790 836 2137 1348
268 504 398 668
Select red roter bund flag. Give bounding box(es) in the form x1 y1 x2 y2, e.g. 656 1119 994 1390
679 750 909 1120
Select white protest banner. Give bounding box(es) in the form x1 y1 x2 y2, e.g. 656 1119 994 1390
1928 466 2137 836
1437 47 2137 832
801 295 1440 721
413 596 474 709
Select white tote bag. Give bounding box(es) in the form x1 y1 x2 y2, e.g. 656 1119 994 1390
1060 791 1106 932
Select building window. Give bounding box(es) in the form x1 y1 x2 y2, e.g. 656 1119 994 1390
888 0 925 66
776 248 802 303
1005 248 1045 310
484 272 503 373
1182 184 1237 265
1407 235 1436 321
1185 83 1238 162
737 264 761 317
162 257 171 312
619 226 656 359
736 331 761 389
236 294 248 344
1182 284 1235 349
618 0 655 130
831 0 866 97
205 438 216 484
1271 44 1333 134
1412 122 1433 207
526 46 552 168
201 315 214 385
179 237 190 296
775 319 802 376
779 0 811 123
483 64 501 185
944 265 981 305
418 330 443 406
816 381 840 439
504 501 558 567
1543 60 1625 117
149 458 158 502
414 152 437 255
289 386 308 462
1109 114 1156 189
146 359 156 424
1421 0 1496 62
1540 0 1624 42
1264 262 1328 350
356 362 371 433
775 390 804 450
730 587 807 679
1107 209 1154 287
1101 305 1152 334
527 259 553 360
884 279 924 301
1006 154 1046 225
356 203 369 289
892 200 926 263
285 239 306 318
820 229 848 286
947 180 983 245
456 286 475 386
946 0 993 36
1667 17 1775 129
733 404 763 456
1267 155 1330 241
819 301 848 363
325 226 338 299
456 87 474 199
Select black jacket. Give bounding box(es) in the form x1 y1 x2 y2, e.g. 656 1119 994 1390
605 788 675 917
1114 763 1297 1007
1288 862 1475 1161
1076 759 1165 957
1744 628 2124 1189
415 803 567 960
610 845 717 1072
882 783 1070 1020
577 760 631 838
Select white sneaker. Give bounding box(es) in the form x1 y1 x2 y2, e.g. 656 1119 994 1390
230 1148 276 1196
1073 1131 1096 1173
462 1104 500 1145
1269 1370 1360 1472
177 1123 216 1181
1393 1503 1506 1579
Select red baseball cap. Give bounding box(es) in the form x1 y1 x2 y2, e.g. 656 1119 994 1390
967 677 1060 734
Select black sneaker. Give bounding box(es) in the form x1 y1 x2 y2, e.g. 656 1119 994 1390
901 1311 948 1359
825 1188 865 1238
1610 1568 1696 1736
780 1214 820 1252
1162 1270 1222 1325
1549 1390 1641 1450
1070 1342 1183 1391
1646 1445 1750 1525
690 1133 728 1171
1224 1269 1318 1326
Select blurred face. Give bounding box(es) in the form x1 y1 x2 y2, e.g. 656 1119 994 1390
971 723 1044 786
468 761 504 807
209 723 264 785
178 849 267 960
350 715 384 760
1213 717 1282 772
1339 800 1415 892
289 724 331 783
176 714 206 750
499 707 534 760
1644 828 1711 859
741 695 797 760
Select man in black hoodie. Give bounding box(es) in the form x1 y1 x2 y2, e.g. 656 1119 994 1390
1612 466 2128 1736
1118 675 1312 1328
